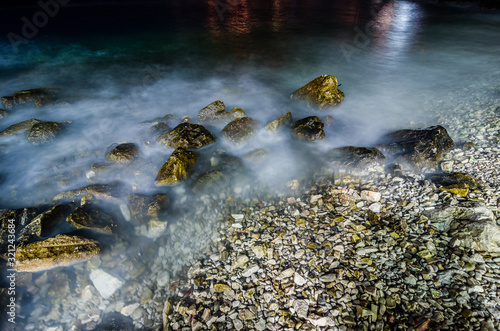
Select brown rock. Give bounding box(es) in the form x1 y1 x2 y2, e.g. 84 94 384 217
155 148 197 185
290 75 345 109
221 117 261 146
157 122 215 149
290 116 325 141
198 100 246 124
265 112 292 135
105 143 140 165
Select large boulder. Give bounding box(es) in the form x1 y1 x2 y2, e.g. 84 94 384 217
26 120 71 145
105 143 140 165
377 125 454 169
427 202 500 253
326 146 386 170
1 88 61 110
290 116 325 141
220 117 261 146
14 234 101 272
0 118 41 136
157 122 215 149
290 75 345 109
198 100 246 125
155 148 197 185
265 112 293 135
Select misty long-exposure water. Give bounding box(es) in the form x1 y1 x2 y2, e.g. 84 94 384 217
0 0 499 328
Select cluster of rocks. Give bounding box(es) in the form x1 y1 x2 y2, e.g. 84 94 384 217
1 75 499 330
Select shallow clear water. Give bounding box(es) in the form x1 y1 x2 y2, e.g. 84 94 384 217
0 0 499 326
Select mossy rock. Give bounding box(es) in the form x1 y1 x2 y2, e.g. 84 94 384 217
26 121 70 145
198 100 246 125
105 143 140 165
193 170 228 193
326 146 386 169
290 116 325 141
290 75 345 109
67 204 117 234
377 125 454 169
0 109 7 119
14 234 101 272
157 122 215 149
1 88 61 110
220 117 261 146
0 118 41 136
155 148 197 185
265 112 292 135
127 193 170 221
53 182 128 201
0 208 38 251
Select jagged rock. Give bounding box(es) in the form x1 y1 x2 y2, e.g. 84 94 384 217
14 234 101 272
0 118 41 136
67 204 117 234
427 172 484 197
157 122 215 149
326 146 386 169
105 143 140 165
143 122 171 146
290 75 345 109
127 193 170 221
290 116 325 141
427 202 500 252
377 125 454 168
26 121 71 145
155 148 197 185
53 182 127 201
265 112 292 135
1 88 61 110
221 117 261 146
198 100 246 124
18 202 77 241
0 208 38 252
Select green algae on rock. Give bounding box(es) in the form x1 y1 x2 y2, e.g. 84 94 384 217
1 88 61 110
53 182 127 201
290 116 325 141
265 112 293 135
105 143 141 165
14 234 101 272
67 204 117 234
0 118 41 136
198 100 246 124
127 193 170 221
290 75 345 109
157 122 215 149
26 121 71 145
155 148 197 185
220 117 261 146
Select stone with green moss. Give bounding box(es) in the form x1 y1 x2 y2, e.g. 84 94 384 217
290 116 325 141
1 88 61 110
155 148 197 185
0 118 41 136
157 122 215 149
290 75 345 109
221 117 261 146
265 112 292 135
67 204 116 234
26 120 71 145
105 143 140 165
198 100 246 124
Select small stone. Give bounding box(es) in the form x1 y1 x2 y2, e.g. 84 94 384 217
361 190 381 203
214 284 231 293
241 264 259 278
90 269 123 299
231 255 249 270
296 218 306 227
294 272 307 286
294 300 309 319
238 309 255 320
121 303 140 316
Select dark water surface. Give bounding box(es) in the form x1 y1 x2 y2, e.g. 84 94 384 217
0 0 499 326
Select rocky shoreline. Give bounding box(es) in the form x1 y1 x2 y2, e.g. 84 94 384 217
0 76 499 330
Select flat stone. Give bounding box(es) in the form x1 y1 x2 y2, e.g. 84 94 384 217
90 269 124 299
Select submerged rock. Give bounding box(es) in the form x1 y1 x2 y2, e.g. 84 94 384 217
1 88 61 110
67 204 117 234
14 234 101 272
143 122 171 147
220 117 261 146
157 122 215 149
326 146 386 169
290 116 325 141
18 202 77 241
0 208 38 251
427 172 484 197
193 170 228 193
198 100 246 124
53 182 128 201
290 75 345 109
0 118 41 136
127 193 170 221
155 148 197 185
26 121 70 145
0 109 7 119
377 125 454 168
265 112 293 135
105 143 140 165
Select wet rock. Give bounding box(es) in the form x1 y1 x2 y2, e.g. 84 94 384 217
18 202 77 241
94 312 134 331
290 75 345 109
1 88 60 110
220 117 261 146
26 121 70 145
326 146 386 169
377 125 454 168
323 115 335 127
243 149 269 164
67 204 117 234
193 170 227 193
105 143 140 165
0 109 7 119
53 182 128 201
427 172 484 190
265 112 292 135
143 122 171 146
126 193 170 221
155 148 197 185
290 116 325 141
0 118 41 136
157 122 215 149
198 100 246 124
14 234 101 272
0 208 38 251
